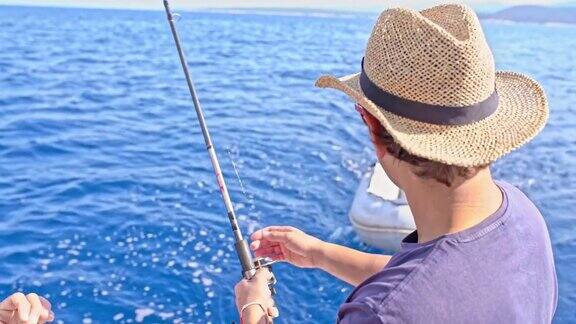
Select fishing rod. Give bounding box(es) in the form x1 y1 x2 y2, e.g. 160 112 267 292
162 0 278 320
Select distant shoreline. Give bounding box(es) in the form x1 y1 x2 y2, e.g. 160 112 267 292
481 18 576 28
0 4 372 19
1 4 575 25
0 3 373 14
478 5 576 25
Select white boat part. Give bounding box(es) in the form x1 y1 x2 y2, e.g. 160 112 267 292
348 163 415 251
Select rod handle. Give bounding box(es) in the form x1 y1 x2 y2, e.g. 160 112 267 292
235 239 256 278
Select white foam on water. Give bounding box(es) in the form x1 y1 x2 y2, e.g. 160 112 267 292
201 277 213 286
158 312 175 320
135 308 154 323
113 313 124 321
193 241 207 251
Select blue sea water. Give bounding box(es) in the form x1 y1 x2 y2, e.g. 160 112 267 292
0 5 574 323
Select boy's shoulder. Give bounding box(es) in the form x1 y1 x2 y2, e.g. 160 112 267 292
339 181 557 323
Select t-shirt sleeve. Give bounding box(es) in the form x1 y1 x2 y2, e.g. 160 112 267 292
337 301 382 323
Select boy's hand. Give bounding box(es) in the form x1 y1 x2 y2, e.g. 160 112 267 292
0 292 54 324
250 226 325 269
234 268 277 323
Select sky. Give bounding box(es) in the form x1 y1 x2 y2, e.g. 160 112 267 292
0 0 571 12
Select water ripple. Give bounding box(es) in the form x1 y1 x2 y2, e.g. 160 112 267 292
0 5 574 323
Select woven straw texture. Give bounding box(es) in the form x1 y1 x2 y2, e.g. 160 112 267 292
316 4 548 167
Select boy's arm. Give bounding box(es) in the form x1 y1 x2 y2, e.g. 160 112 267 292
250 226 391 286
317 242 391 286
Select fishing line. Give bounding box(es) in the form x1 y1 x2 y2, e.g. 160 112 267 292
226 148 249 200
226 148 262 234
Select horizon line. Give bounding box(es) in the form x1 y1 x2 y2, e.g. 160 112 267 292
0 2 522 14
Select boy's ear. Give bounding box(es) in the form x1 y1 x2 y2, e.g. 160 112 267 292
356 105 387 150
363 111 383 135
355 104 383 133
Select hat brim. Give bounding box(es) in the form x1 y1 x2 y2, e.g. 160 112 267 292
315 71 548 167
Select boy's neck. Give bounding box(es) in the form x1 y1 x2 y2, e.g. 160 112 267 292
404 168 503 244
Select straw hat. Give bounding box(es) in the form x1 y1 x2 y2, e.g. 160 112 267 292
316 4 548 167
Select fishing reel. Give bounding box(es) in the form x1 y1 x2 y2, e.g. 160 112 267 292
237 240 278 296
253 257 277 296
241 256 279 320
254 257 279 320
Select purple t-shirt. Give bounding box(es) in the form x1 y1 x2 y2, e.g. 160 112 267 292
338 181 558 323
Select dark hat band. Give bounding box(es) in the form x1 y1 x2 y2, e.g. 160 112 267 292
359 58 499 125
